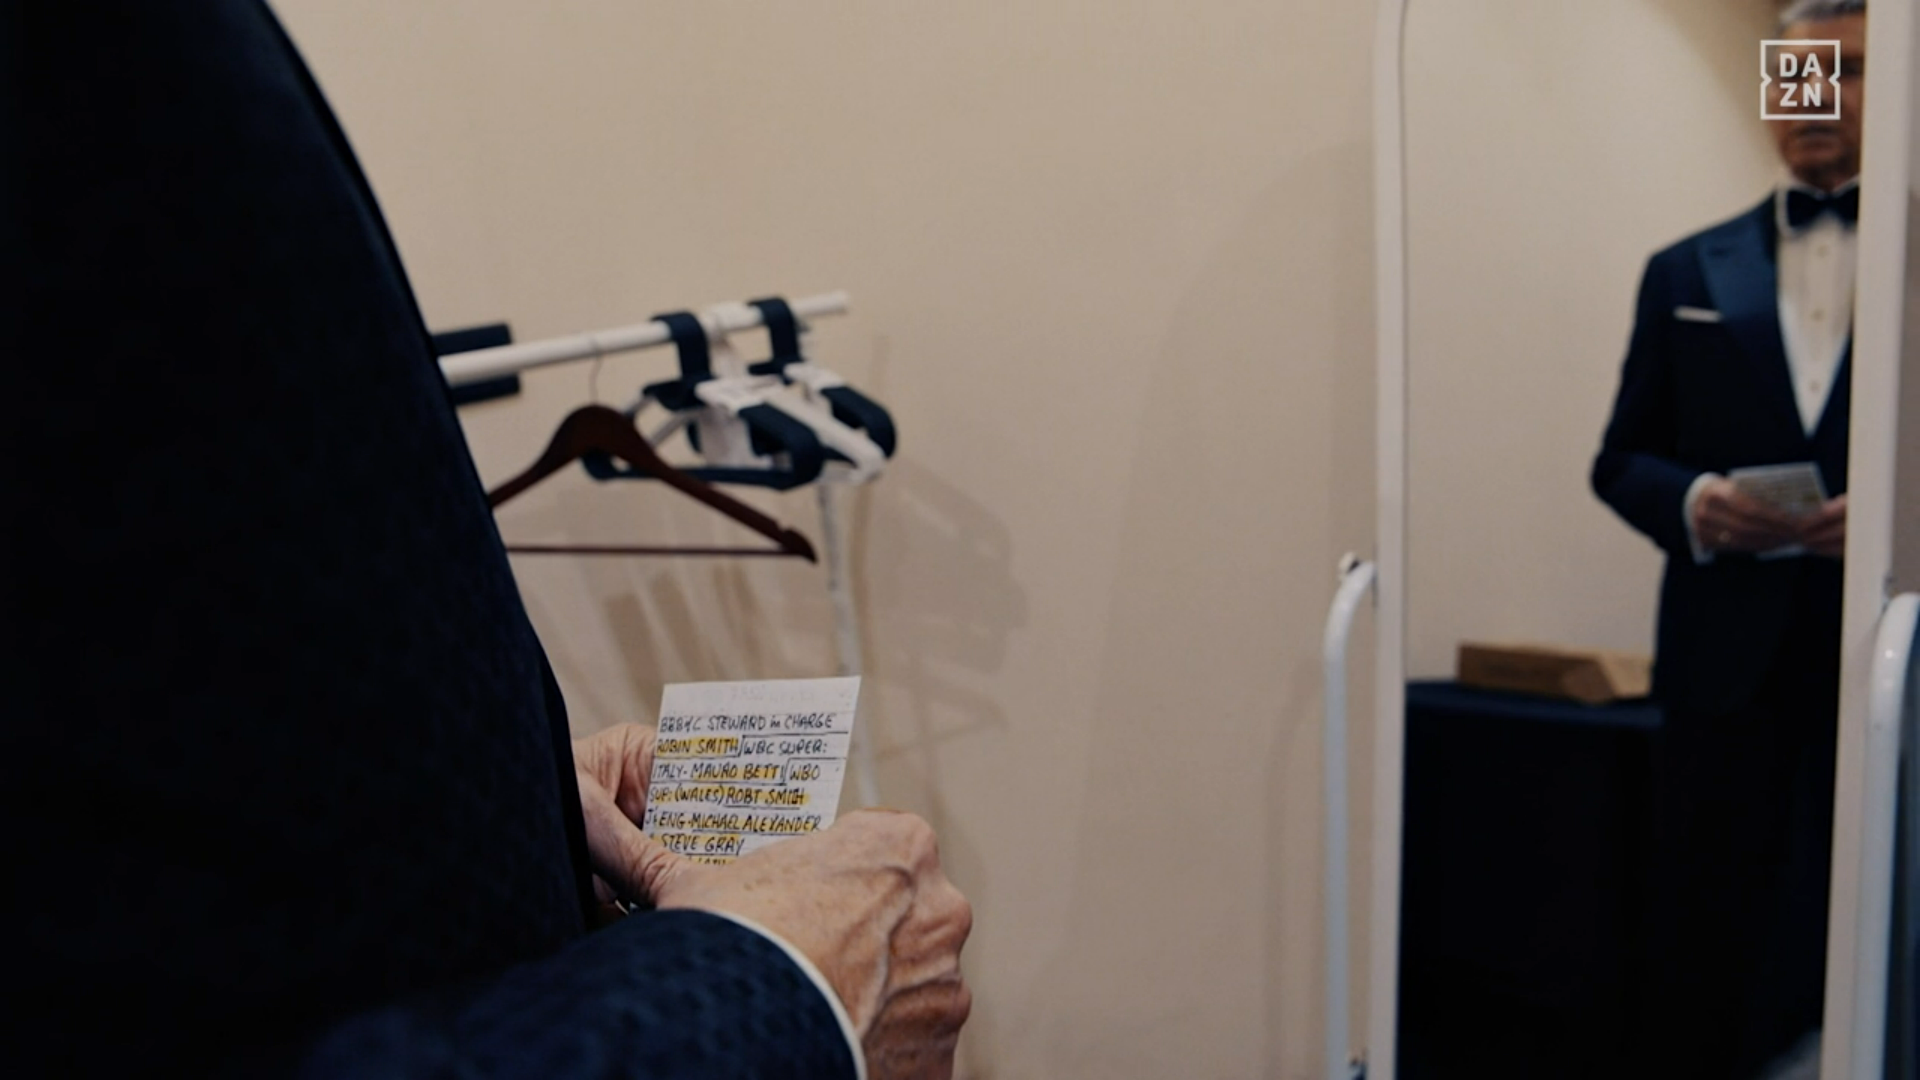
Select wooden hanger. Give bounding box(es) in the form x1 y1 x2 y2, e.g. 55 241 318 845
487 404 816 562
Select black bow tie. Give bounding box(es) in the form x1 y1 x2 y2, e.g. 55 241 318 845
1785 186 1859 230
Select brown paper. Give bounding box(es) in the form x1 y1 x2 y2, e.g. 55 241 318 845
1455 642 1652 705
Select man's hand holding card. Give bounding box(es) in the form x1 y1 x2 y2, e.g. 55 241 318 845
1693 463 1844 559
573 678 972 1080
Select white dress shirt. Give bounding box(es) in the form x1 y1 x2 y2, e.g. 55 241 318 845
1775 176 1859 430
1681 175 1857 562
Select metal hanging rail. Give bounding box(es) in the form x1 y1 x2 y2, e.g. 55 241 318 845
438 288 882 807
437 290 851 386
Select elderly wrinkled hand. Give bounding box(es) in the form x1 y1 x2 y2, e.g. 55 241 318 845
573 724 973 1080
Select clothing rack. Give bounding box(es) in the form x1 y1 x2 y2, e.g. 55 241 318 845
438 291 851 387
439 289 881 808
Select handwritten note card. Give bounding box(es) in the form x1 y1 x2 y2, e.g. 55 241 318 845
1729 462 1828 517
644 677 860 864
1730 462 1829 559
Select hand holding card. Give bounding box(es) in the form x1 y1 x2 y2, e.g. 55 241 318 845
1727 462 1829 558
575 678 973 1078
644 677 861 862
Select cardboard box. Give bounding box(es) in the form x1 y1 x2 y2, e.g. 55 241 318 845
1455 642 1653 705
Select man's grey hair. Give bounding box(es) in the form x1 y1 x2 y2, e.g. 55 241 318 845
1779 0 1866 32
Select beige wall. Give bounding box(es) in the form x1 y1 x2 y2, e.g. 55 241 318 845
1404 0 1783 677
273 3 1375 1076
263 0 1807 1073
264 0 1801 1072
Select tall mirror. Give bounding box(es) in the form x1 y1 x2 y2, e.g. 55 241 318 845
1397 2 1867 1077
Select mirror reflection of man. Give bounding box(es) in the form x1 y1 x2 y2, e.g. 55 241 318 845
1590 2 1865 1076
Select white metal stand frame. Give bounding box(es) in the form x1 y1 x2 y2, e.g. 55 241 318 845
1361 3 1411 1077
440 290 883 808
1851 594 1920 1080
1323 555 1376 1080
1313 8 1410 1075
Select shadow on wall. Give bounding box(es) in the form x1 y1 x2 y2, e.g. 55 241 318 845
856 455 1026 760
1007 140 1374 1080
499 470 842 730
847 455 1026 995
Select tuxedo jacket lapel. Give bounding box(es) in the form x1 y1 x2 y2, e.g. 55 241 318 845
1698 198 1808 445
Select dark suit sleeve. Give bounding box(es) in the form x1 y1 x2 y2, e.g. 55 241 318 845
299 911 859 1080
8 5 857 1077
1592 251 1706 557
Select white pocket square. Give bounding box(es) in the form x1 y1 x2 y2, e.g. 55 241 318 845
1673 305 1723 323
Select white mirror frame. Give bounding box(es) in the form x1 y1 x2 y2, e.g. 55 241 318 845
1367 2 1917 1077
1367 2 1410 1078
1823 0 1918 1075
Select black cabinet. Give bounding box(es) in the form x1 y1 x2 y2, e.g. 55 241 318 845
1396 681 1661 1079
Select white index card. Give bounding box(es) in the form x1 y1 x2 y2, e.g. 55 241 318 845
643 677 860 864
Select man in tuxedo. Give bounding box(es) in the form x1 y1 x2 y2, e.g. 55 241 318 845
7 3 967 1077
1591 2 1866 1075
